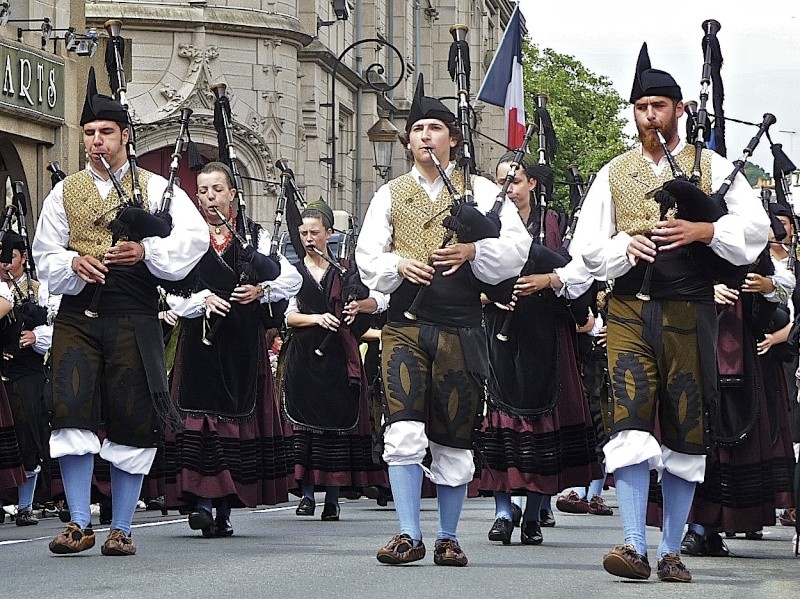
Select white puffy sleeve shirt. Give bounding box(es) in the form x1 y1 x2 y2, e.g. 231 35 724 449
32 163 209 296
571 141 770 282
356 163 531 294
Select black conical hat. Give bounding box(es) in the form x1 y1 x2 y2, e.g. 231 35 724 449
629 43 682 103
405 74 456 132
80 67 129 127
2 232 26 253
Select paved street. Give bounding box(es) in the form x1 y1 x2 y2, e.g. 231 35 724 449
0 491 796 599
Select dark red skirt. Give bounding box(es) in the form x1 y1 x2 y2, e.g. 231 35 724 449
162 345 292 508
290 395 387 492
0 383 24 493
691 356 795 531
647 356 795 531
476 406 601 495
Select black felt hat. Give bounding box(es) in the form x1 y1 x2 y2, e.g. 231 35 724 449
80 67 129 128
3 232 26 253
629 43 682 103
406 74 456 132
768 202 792 219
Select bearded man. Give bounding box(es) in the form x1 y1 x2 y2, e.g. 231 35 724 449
569 43 770 583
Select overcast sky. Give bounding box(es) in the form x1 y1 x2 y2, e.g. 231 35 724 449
518 0 800 174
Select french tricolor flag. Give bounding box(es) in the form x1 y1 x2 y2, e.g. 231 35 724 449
477 6 525 149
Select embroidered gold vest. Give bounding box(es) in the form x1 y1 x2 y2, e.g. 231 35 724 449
10 278 39 305
609 146 713 236
63 169 152 260
389 169 466 264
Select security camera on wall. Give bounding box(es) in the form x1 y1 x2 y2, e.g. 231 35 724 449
332 0 349 21
76 28 98 57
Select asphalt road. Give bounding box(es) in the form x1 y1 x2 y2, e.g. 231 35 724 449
0 492 796 599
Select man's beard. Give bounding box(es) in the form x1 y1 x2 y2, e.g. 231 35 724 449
640 128 661 154
639 113 678 154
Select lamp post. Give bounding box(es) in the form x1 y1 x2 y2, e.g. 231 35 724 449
779 129 797 159
319 38 404 191
367 111 399 181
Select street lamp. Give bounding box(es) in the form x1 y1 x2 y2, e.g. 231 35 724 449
367 111 398 180
778 129 797 159
319 38 405 190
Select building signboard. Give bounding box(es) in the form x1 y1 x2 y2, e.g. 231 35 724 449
0 41 65 123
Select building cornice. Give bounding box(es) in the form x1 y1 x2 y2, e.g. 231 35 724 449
86 1 313 48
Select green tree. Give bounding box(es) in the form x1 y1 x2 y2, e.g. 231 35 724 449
743 162 770 187
521 44 631 211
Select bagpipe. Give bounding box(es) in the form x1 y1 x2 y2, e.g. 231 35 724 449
531 93 558 245
0 184 48 368
403 24 501 320
308 246 370 357
199 83 285 344
46 161 66 190
84 20 179 318
495 94 587 340
770 141 799 271
270 156 369 351
637 19 775 300
201 205 278 345
561 164 596 253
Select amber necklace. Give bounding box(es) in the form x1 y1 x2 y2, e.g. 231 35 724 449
208 216 234 254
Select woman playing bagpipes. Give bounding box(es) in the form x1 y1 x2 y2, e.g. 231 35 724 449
280 199 388 522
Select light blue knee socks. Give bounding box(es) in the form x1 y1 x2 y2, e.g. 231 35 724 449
388 464 423 542
109 464 144 536
17 469 38 511
613 461 651 556
58 453 94 528
494 492 513 521
437 483 467 541
659 470 696 559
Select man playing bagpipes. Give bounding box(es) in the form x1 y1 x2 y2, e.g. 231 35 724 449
570 40 769 582
32 67 208 556
356 74 530 567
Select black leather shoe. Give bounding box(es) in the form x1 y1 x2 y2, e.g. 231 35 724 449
146 496 166 512
705 532 730 557
539 509 556 528
211 516 234 537
488 517 513 545
58 508 71 523
363 486 391 507
15 509 38 526
99 498 112 526
680 531 707 556
521 520 543 545
188 508 213 531
511 504 522 527
341 489 361 500
321 503 340 521
295 497 315 516
744 530 763 540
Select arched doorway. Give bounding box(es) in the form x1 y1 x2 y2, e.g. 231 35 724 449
0 136 31 244
138 144 214 203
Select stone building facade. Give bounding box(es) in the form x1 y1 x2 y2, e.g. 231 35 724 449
0 0 85 231
5 0 521 231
